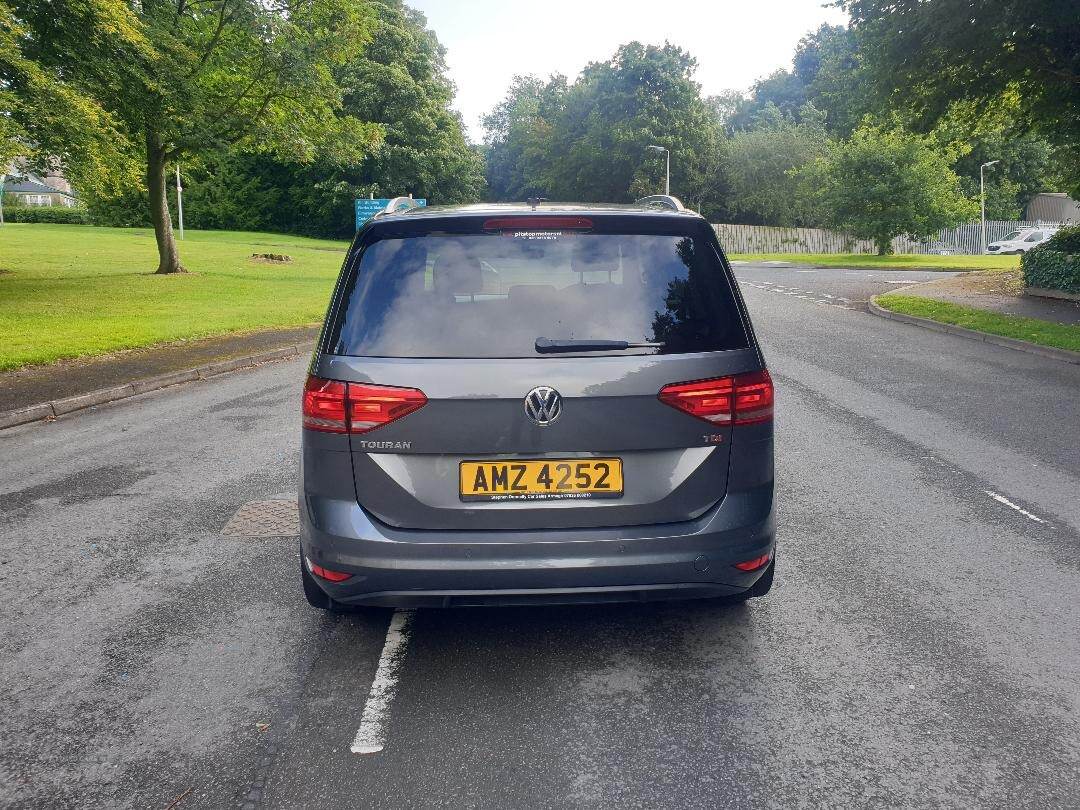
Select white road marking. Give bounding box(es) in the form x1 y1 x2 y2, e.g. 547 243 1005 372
984 491 1047 524
351 609 416 754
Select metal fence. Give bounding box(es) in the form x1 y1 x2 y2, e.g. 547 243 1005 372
713 221 1059 255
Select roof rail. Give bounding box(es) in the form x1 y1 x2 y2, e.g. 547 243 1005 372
634 194 685 211
375 196 424 217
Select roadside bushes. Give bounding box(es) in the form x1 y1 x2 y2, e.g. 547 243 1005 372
2 206 91 224
1022 225 1080 295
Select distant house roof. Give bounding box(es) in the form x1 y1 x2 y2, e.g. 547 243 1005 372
1025 192 1079 224
2 178 78 198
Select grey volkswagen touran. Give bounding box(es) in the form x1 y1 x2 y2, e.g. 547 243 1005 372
299 199 774 608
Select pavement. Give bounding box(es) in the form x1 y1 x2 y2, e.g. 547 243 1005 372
0 326 321 414
2 263 1079 808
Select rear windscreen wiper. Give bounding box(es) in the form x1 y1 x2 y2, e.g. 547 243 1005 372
535 337 665 354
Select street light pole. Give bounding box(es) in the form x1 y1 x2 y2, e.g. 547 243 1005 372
980 160 999 253
646 145 670 196
175 162 184 240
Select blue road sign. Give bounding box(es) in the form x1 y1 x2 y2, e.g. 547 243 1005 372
355 197 427 230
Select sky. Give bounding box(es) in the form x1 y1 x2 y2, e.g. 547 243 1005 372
406 0 850 143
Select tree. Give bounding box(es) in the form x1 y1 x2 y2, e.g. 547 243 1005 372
845 0 1080 195
8 0 382 272
0 1 139 193
483 75 566 202
930 94 1065 221
721 102 830 226
805 123 977 253
75 0 482 240
791 24 868 136
481 44 725 215
730 25 870 136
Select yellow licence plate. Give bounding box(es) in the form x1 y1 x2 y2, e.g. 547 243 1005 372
459 458 623 502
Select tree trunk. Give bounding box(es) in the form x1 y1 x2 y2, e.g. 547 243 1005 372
146 130 186 274
875 235 895 255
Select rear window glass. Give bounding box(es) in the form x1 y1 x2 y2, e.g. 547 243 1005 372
330 231 748 358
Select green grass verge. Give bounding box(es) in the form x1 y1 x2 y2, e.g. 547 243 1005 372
731 253 1021 271
875 294 1080 353
0 224 349 371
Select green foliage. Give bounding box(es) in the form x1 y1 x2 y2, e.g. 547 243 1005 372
483 43 725 216
932 93 1067 219
1 206 91 224
732 25 870 136
845 0 1080 196
803 123 978 253
1042 225 1080 255
74 0 481 240
1022 225 1080 294
721 103 830 226
0 1 140 191
483 75 567 202
7 0 384 271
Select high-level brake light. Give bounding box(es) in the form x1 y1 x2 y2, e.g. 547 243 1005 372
658 370 774 425
482 216 593 231
302 375 427 434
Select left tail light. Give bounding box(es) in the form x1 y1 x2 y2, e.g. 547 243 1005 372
303 375 427 434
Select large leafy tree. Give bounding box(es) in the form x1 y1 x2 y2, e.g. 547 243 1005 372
544 43 723 208
278 0 483 236
932 93 1067 220
483 75 566 202
0 1 138 191
845 0 1080 195
804 123 977 253
7 0 382 272
78 0 481 239
731 25 869 136
721 102 831 226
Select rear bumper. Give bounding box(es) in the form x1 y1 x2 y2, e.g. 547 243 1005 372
299 483 775 607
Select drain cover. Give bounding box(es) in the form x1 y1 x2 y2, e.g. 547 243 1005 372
221 499 298 537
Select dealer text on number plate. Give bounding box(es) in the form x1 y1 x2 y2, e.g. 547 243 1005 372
459 458 624 501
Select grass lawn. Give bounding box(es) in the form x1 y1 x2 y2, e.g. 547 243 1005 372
876 294 1080 354
730 252 1021 271
0 224 348 371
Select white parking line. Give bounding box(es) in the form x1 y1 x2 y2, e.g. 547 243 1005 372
984 491 1047 524
351 609 416 754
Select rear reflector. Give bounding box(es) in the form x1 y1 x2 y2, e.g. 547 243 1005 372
482 216 593 231
734 552 771 572
303 375 427 434
305 557 352 582
658 370 773 425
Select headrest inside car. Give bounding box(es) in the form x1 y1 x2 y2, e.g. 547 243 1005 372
433 256 483 295
571 238 622 275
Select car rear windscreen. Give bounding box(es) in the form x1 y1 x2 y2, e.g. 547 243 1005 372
330 230 749 358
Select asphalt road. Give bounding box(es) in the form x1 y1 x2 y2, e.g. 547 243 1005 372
2 264 1078 809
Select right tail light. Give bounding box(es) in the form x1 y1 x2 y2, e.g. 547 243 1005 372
658 370 773 426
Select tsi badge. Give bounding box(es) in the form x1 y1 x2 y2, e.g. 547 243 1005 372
524 386 562 426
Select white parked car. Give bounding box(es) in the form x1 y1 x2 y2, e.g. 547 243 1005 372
985 227 1059 255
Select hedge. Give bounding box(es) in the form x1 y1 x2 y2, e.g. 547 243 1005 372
2 206 91 224
1022 224 1080 294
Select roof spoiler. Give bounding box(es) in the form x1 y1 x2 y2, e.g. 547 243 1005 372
634 194 685 211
